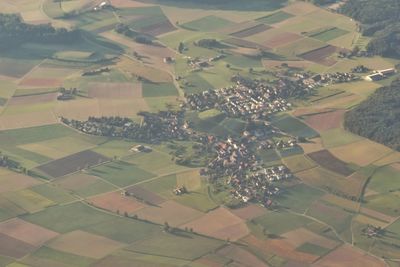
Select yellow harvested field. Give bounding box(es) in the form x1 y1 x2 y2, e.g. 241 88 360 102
282 2 319 15
0 171 42 194
299 137 325 153
0 218 59 246
330 140 393 167
360 207 395 224
0 111 58 130
134 200 203 227
354 214 387 228
176 170 202 191
373 152 400 166
48 230 125 259
182 207 249 241
313 244 386 267
321 194 360 212
282 227 339 249
19 136 96 159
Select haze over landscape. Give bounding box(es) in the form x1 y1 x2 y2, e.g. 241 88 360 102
0 0 399 266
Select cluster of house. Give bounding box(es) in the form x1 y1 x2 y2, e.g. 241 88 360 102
311 72 359 84
186 55 225 69
186 81 292 120
61 111 191 143
362 225 384 238
130 145 152 153
230 165 292 205
365 68 396 81
82 67 110 76
93 1 111 11
173 186 188 195
57 87 77 101
201 136 293 206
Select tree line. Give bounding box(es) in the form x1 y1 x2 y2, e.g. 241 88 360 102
339 0 400 57
0 13 80 50
344 79 400 151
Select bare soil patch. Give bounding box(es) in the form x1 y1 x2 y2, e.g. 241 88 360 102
313 244 386 267
264 32 302 48
300 45 339 66
282 227 339 249
89 191 145 214
0 218 59 246
307 149 354 176
182 207 249 241
19 78 63 88
134 200 203 226
303 110 345 132
37 150 109 178
88 82 142 99
125 185 165 205
0 233 35 258
231 24 271 38
141 20 177 36
230 204 268 221
48 230 125 259
8 93 58 106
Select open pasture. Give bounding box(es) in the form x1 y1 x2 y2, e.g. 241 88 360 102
282 154 317 173
7 93 57 106
55 173 117 198
0 58 41 78
306 201 353 234
0 196 27 222
19 135 100 160
142 82 178 97
307 150 354 176
367 166 400 194
0 233 35 259
276 37 326 58
89 191 145 214
216 245 269 267
309 27 349 42
230 24 271 38
88 82 142 98
282 228 339 250
0 218 58 247
37 150 110 178
182 15 235 32
3 189 54 213
314 244 386 267
48 230 124 259
256 11 294 24
22 202 118 233
0 170 41 194
320 128 363 148
296 167 366 199
271 114 319 139
182 207 249 241
89 160 155 187
134 200 203 226
244 235 319 264
276 183 324 213
30 183 76 204
128 231 224 261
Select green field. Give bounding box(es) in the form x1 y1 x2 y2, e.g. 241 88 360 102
252 211 313 236
142 82 179 97
89 160 156 187
271 114 319 138
182 15 235 31
276 183 325 213
256 11 294 24
127 231 224 260
309 27 349 42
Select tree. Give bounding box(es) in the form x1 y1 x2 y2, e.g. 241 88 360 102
163 222 170 232
178 42 185 53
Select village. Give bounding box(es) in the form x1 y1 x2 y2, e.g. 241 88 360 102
61 111 190 143
202 136 293 206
